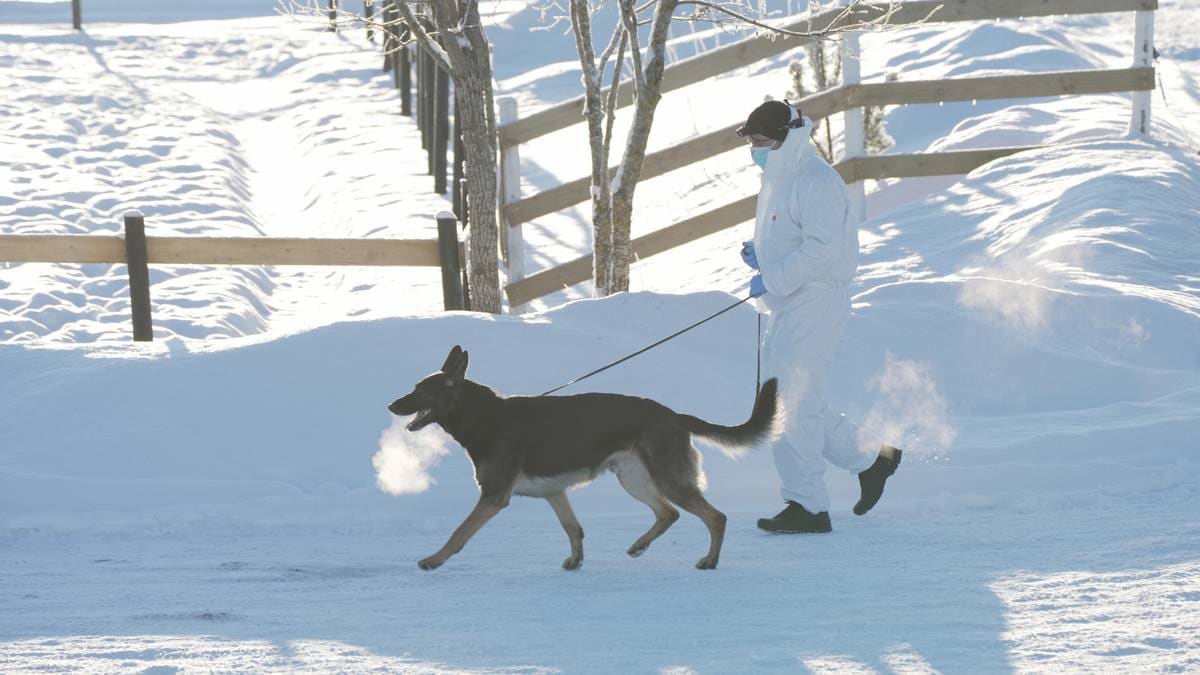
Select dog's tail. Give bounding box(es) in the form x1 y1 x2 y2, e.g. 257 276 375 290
679 377 780 459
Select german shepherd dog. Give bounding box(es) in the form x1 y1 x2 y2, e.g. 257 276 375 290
388 346 779 571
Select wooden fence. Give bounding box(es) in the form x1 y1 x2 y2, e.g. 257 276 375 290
497 0 1158 308
0 212 467 342
376 1 465 220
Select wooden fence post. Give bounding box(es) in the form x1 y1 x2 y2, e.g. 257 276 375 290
452 93 466 220
418 48 429 152
400 44 412 116
390 18 401 90
381 0 392 72
840 31 866 223
434 64 449 194
425 50 436 173
71 0 81 30
328 0 338 32
1130 8 1155 135
390 45 400 90
461 232 471 311
364 0 374 42
123 211 153 342
436 212 465 311
498 96 526 283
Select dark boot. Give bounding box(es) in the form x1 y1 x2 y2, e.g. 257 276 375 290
853 444 902 516
757 501 832 534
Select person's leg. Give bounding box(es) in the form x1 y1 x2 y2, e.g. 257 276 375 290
812 287 902 513
763 288 902 520
819 404 877 475
761 294 844 515
771 420 830 513
759 325 836 533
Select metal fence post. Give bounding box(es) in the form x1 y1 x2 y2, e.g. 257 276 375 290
123 211 153 342
436 212 465 311
1130 8 1155 136
840 31 866 224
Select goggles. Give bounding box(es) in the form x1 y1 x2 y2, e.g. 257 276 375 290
735 115 806 140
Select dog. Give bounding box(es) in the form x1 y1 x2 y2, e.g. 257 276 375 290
388 345 779 571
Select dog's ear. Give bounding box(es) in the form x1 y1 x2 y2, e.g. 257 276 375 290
440 345 464 373
445 350 469 384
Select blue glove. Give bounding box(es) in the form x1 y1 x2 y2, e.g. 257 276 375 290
739 240 759 270
749 274 766 298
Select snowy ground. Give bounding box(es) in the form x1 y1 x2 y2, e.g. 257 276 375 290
4 495 1198 673
2 0 1200 672
0 13 452 344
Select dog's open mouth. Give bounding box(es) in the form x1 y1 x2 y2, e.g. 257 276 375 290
407 408 436 432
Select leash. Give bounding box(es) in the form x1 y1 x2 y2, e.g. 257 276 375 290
541 295 759 396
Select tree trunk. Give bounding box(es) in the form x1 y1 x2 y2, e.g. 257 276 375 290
568 0 617 297
606 0 678 293
458 69 501 313
401 0 502 313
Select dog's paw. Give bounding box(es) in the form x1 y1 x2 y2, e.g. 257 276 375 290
417 556 444 571
562 555 582 571
626 544 647 558
694 556 719 570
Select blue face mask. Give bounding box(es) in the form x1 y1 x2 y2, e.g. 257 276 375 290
750 146 771 169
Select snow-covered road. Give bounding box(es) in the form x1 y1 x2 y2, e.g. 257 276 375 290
3 488 1197 673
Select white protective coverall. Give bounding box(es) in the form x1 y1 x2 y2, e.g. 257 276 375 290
752 109 877 513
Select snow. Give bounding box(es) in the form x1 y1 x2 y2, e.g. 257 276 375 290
2 0 1200 671
0 16 452 345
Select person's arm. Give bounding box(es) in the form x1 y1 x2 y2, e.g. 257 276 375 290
759 171 848 296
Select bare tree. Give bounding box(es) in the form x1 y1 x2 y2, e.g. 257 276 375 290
285 0 503 314
560 0 911 296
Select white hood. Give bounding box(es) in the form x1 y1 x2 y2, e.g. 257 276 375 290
751 107 857 313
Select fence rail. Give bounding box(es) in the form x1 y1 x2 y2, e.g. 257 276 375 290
1 213 467 341
845 67 1154 108
0 234 450 267
843 146 1039 182
496 0 1157 149
505 145 1046 305
501 67 1153 229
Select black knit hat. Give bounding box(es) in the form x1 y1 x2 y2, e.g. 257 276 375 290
736 100 804 142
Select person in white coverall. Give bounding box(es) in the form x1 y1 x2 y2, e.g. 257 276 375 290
737 100 902 534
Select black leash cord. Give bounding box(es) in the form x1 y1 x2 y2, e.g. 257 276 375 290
541 295 756 396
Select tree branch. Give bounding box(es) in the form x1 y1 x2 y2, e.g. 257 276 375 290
394 2 455 72
618 0 647 93
281 0 455 65
673 0 906 40
596 18 625 74
603 28 627 164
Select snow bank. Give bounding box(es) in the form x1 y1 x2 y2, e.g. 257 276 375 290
4 133 1199 526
